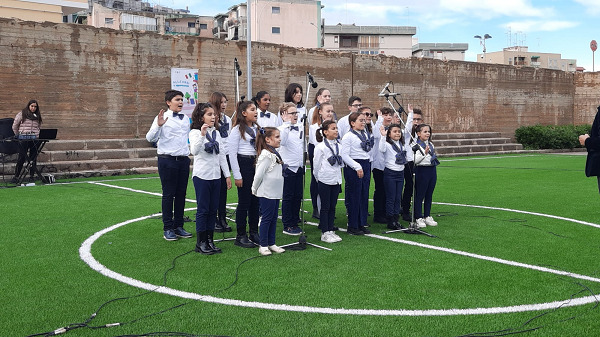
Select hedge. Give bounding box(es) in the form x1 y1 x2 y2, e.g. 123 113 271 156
514 124 591 150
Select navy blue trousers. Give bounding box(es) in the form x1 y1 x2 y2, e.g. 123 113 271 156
384 168 404 216
372 168 386 219
402 161 415 217
282 168 303 227
157 156 190 231
308 143 319 213
414 165 437 219
193 176 220 232
344 159 371 229
318 182 340 232
235 155 259 236
259 197 280 247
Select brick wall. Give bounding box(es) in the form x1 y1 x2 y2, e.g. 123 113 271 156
0 18 598 140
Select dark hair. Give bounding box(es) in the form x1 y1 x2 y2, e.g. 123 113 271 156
386 123 403 145
359 107 372 133
252 91 270 111
380 107 393 116
313 88 330 105
255 127 280 158
191 103 214 130
348 111 363 130
165 90 184 103
415 124 432 140
311 102 333 125
233 100 258 140
21 99 42 123
209 92 228 129
284 83 304 107
316 120 336 143
411 110 424 138
348 95 361 106
413 107 422 116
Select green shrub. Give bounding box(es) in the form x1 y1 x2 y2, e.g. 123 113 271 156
515 124 591 149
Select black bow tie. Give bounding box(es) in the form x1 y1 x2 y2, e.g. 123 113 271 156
173 113 184 120
290 125 299 131
327 155 343 166
260 111 271 118
204 130 220 154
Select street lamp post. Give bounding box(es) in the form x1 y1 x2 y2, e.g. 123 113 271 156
474 34 492 61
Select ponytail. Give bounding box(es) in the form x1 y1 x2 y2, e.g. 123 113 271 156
316 120 336 143
255 127 278 156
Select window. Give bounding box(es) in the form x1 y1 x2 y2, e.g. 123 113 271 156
334 36 338 43
199 23 208 29
272 27 280 34
105 18 114 25
188 22 196 28
272 6 280 14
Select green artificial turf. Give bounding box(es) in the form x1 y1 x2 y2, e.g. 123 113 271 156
3 153 600 337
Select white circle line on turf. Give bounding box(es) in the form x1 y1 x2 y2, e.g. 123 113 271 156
79 183 600 316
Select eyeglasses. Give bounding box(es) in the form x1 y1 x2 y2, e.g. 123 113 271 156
351 104 363 108
287 111 298 115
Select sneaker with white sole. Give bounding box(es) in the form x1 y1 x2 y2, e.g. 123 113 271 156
259 246 271 256
329 231 342 242
415 218 427 228
424 216 438 226
321 232 337 243
268 245 285 253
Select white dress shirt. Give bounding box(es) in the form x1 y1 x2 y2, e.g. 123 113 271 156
402 111 415 162
145 109 190 156
252 149 284 199
189 128 230 180
278 122 304 173
313 138 343 185
229 124 258 180
379 139 406 172
217 115 233 156
257 108 282 128
337 115 350 139
341 130 371 171
308 123 320 145
413 139 436 166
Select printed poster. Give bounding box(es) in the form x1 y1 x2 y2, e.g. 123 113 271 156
170 68 199 116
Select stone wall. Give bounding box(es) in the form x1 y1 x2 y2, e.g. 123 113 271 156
0 18 598 140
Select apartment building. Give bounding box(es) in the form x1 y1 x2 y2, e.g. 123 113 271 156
323 24 416 58
478 46 577 72
216 0 323 49
0 0 88 23
412 43 468 61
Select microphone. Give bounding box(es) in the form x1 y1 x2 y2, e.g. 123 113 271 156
378 92 398 97
234 58 242 76
307 72 318 88
379 81 391 96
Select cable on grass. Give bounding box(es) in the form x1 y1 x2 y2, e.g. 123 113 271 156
455 277 599 337
25 248 264 337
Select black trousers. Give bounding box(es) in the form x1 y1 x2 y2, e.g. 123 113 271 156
401 161 415 216
235 155 259 236
372 168 386 219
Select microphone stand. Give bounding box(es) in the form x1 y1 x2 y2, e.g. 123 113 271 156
232 58 242 121
377 85 435 237
282 73 331 251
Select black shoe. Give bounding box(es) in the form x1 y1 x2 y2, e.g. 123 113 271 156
359 226 371 234
402 213 412 222
215 218 232 233
234 235 256 248
174 227 193 238
332 226 339 231
248 232 260 245
373 216 387 224
393 214 404 229
195 231 214 255
347 227 365 235
206 230 222 253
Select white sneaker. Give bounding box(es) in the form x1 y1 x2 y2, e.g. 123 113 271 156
425 216 438 227
268 245 285 253
415 218 427 228
329 231 342 242
259 246 271 256
321 232 337 243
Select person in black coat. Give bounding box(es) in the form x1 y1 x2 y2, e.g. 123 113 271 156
579 105 600 193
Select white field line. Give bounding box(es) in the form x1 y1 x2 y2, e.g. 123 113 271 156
78 184 600 316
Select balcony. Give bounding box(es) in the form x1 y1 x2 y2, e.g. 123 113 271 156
165 26 198 35
121 23 157 32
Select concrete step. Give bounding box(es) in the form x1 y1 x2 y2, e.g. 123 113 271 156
437 143 523 155
435 138 511 147
44 139 153 151
38 148 157 162
434 132 502 140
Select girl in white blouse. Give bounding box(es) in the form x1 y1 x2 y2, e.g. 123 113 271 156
308 102 334 218
210 92 233 233
412 124 440 228
378 123 407 230
252 127 286 256
312 120 343 243
190 103 231 255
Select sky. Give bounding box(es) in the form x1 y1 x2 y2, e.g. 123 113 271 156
163 0 599 71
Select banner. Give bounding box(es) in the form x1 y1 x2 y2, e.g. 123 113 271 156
170 68 199 116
